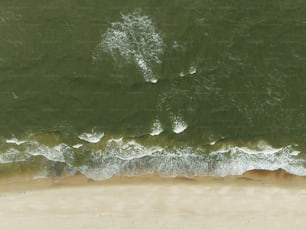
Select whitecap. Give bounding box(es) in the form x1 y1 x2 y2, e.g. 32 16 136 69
5 137 26 145
171 114 188 134
150 119 163 136
179 72 185 77
189 66 196 75
72 144 83 149
209 140 217 146
78 131 104 143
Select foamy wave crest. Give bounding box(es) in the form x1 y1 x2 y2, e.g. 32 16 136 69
106 138 163 160
0 148 29 164
171 113 188 134
0 141 73 164
1 138 305 180
209 144 304 176
25 142 73 163
150 119 163 136
73 141 306 180
94 11 164 83
77 138 164 179
5 137 27 146
78 131 104 143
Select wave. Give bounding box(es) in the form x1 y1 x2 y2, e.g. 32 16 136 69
78 131 104 143
0 135 305 180
150 119 163 136
5 137 26 146
77 143 305 180
0 148 29 164
170 113 188 134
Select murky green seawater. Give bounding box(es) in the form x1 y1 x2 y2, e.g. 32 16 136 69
1 1 306 179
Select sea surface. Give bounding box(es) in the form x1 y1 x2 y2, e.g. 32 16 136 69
1 0 306 179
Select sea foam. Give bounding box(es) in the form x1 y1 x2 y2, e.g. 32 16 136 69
1 135 305 180
150 119 164 136
171 114 188 134
78 131 104 143
75 141 306 180
5 137 26 145
94 11 164 83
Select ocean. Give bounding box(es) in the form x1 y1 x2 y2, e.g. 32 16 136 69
1 0 306 180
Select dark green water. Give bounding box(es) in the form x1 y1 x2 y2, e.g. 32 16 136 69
1 0 306 179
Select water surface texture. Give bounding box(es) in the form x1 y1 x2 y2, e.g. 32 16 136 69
1 1 306 179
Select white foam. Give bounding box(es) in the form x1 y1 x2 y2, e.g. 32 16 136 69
238 146 281 155
209 140 217 146
106 138 163 160
5 137 26 145
95 11 164 83
2 133 306 180
78 131 104 143
0 148 28 164
135 54 158 83
75 140 306 180
189 66 196 75
179 65 196 78
208 144 305 176
150 119 163 136
108 137 123 143
25 142 72 163
72 144 83 149
290 151 300 156
171 114 188 134
179 72 185 77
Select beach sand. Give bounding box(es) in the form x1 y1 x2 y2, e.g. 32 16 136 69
1 170 306 229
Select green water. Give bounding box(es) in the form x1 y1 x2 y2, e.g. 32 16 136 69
1 1 306 178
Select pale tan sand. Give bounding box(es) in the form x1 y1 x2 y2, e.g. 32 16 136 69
1 170 306 229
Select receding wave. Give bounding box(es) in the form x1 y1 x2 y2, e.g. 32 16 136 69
0 135 305 180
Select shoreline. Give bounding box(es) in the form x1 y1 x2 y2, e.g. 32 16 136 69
1 168 306 192
1 169 306 228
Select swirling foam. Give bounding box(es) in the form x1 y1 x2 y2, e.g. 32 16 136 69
76 143 306 180
94 11 164 83
1 137 305 180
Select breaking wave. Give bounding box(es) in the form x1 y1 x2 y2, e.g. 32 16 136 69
78 130 104 143
1 135 305 180
170 113 188 134
150 119 163 136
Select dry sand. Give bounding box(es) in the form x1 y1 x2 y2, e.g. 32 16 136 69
1 170 306 229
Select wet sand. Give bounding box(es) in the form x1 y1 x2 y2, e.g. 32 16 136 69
1 170 306 229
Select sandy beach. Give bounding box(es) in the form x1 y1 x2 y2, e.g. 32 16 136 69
1 170 306 229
